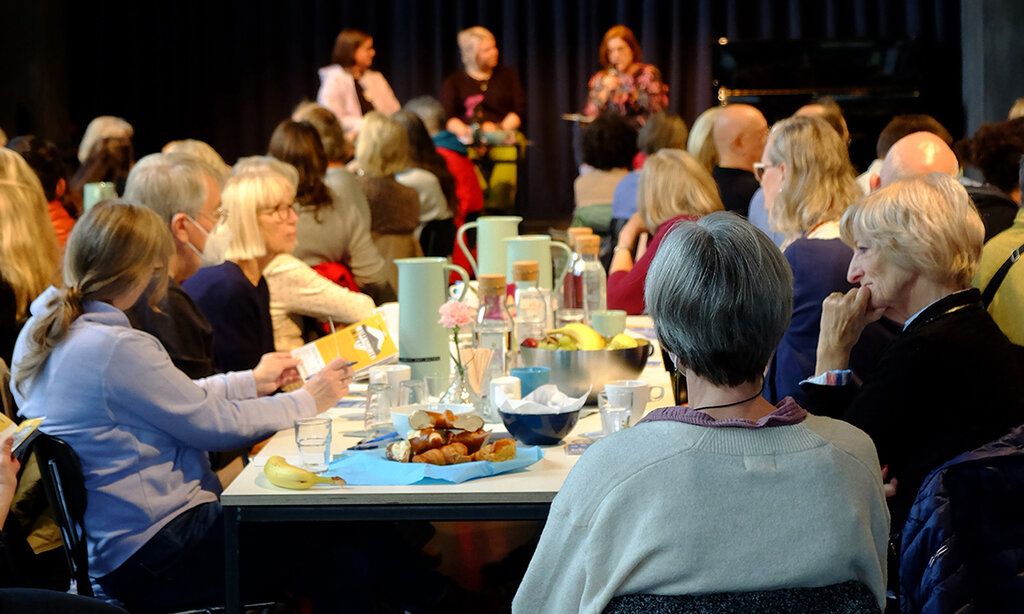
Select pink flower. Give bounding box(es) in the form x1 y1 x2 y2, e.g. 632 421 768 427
438 299 475 329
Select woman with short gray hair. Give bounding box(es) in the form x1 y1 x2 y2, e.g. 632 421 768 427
514 212 890 614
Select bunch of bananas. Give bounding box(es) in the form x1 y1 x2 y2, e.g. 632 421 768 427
263 455 346 490
528 323 640 351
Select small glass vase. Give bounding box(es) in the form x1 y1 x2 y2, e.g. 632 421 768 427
440 368 482 407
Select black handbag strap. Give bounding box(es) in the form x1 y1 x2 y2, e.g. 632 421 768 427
981 240 1024 307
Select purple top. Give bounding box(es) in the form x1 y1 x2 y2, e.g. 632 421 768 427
639 396 807 429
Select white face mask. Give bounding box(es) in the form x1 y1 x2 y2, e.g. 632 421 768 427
185 215 231 268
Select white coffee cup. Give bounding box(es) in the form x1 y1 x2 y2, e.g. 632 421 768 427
489 375 522 416
604 379 665 424
371 364 411 407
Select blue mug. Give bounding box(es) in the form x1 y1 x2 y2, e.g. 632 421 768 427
510 366 550 397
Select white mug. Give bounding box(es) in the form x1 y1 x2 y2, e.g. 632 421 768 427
489 375 522 416
604 380 665 424
371 364 411 407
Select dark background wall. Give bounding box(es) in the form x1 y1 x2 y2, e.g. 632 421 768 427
2 0 978 221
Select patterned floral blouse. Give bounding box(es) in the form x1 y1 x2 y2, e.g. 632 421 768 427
583 63 669 126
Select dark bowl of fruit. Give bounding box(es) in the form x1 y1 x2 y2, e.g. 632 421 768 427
518 324 653 402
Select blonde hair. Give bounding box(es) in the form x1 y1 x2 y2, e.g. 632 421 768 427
1010 98 1024 120
687 106 722 172
840 173 983 289
766 116 860 239
78 116 133 163
0 150 61 321
292 101 354 163
222 159 298 261
162 139 231 182
355 111 409 177
14 201 172 394
638 149 723 230
457 26 495 72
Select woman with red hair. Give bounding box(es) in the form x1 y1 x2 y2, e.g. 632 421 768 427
583 25 668 127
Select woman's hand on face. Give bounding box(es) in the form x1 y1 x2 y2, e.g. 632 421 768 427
0 437 21 527
302 358 354 412
617 213 646 251
815 286 886 373
253 352 302 395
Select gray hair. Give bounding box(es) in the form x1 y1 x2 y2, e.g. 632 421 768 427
124 153 220 224
645 212 793 386
404 96 447 135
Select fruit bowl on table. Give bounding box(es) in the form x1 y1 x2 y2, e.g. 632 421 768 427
518 339 653 402
499 407 581 446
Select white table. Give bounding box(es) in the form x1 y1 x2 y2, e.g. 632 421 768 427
221 317 670 612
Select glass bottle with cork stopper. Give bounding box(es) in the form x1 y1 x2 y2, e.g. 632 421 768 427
557 227 594 327
475 273 512 394
512 260 547 349
575 234 607 323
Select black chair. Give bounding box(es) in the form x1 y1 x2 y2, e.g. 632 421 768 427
602 580 879 614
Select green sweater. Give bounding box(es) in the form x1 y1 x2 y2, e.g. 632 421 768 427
513 414 890 613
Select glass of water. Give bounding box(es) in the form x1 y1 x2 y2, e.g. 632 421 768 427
598 392 630 436
399 379 429 406
294 417 332 473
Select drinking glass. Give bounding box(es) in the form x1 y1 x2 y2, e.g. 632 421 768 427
294 417 332 473
424 375 447 403
598 392 630 436
399 379 429 406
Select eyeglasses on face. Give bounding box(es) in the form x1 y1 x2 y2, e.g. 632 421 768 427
753 162 777 183
258 201 299 221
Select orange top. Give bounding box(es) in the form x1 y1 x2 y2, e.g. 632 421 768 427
48 200 75 247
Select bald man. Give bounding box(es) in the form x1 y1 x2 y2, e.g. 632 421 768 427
712 104 768 216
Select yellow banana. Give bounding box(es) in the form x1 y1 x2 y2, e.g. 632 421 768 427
606 333 639 350
264 455 345 490
548 323 606 350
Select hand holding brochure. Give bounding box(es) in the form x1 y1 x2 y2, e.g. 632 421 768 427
0 413 44 458
291 313 398 379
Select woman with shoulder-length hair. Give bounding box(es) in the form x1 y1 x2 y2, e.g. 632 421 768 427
351 111 423 290
758 115 891 405
607 148 723 314
582 24 668 127
183 158 301 372
316 28 400 141
440 26 524 141
808 173 1024 529
11 201 351 611
515 213 889 613
0 149 60 366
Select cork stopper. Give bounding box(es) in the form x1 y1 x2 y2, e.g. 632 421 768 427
512 260 539 282
478 273 507 294
567 227 593 249
576 234 600 255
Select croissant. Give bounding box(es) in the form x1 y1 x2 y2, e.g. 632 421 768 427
470 438 516 463
412 443 469 465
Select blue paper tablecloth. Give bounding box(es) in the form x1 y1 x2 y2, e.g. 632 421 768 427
325 445 543 485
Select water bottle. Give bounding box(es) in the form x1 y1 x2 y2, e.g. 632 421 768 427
364 370 392 436
476 273 512 389
512 260 548 346
576 234 607 322
556 229 593 327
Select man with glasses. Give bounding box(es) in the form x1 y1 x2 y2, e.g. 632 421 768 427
711 104 769 217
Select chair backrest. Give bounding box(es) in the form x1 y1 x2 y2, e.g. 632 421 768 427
32 433 93 597
602 580 879 614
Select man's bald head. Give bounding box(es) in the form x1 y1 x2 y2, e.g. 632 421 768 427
877 131 959 188
712 104 768 170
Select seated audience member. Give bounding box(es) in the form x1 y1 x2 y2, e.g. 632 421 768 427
0 128 5 147
607 149 722 314
1009 97 1024 120
264 120 374 350
0 150 60 367
760 116 884 405
404 95 484 228
316 29 400 141
610 112 688 238
6 136 75 246
11 201 352 611
162 139 232 182
974 158 1024 345
392 111 457 256
874 131 959 190
184 159 299 372
687 106 722 173
855 114 953 193
69 116 134 216
351 111 423 291
806 173 1024 529
440 26 524 141
711 104 768 216
574 113 636 234
122 152 228 378
288 105 395 304
957 118 1024 241
514 213 890 613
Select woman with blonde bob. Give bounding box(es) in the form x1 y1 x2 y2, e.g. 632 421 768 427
807 173 1024 529
12 201 351 611
352 111 422 289
607 148 723 314
183 158 302 372
758 116 886 404
0 149 60 366
440 26 524 140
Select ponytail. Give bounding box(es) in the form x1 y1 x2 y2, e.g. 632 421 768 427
13 287 85 395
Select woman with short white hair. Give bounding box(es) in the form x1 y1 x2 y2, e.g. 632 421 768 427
808 173 1024 529
759 116 892 405
440 26 524 141
183 158 300 372
516 213 890 613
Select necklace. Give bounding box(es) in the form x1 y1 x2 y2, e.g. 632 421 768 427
689 379 765 412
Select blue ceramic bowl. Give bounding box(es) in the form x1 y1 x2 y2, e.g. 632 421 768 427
499 409 581 445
